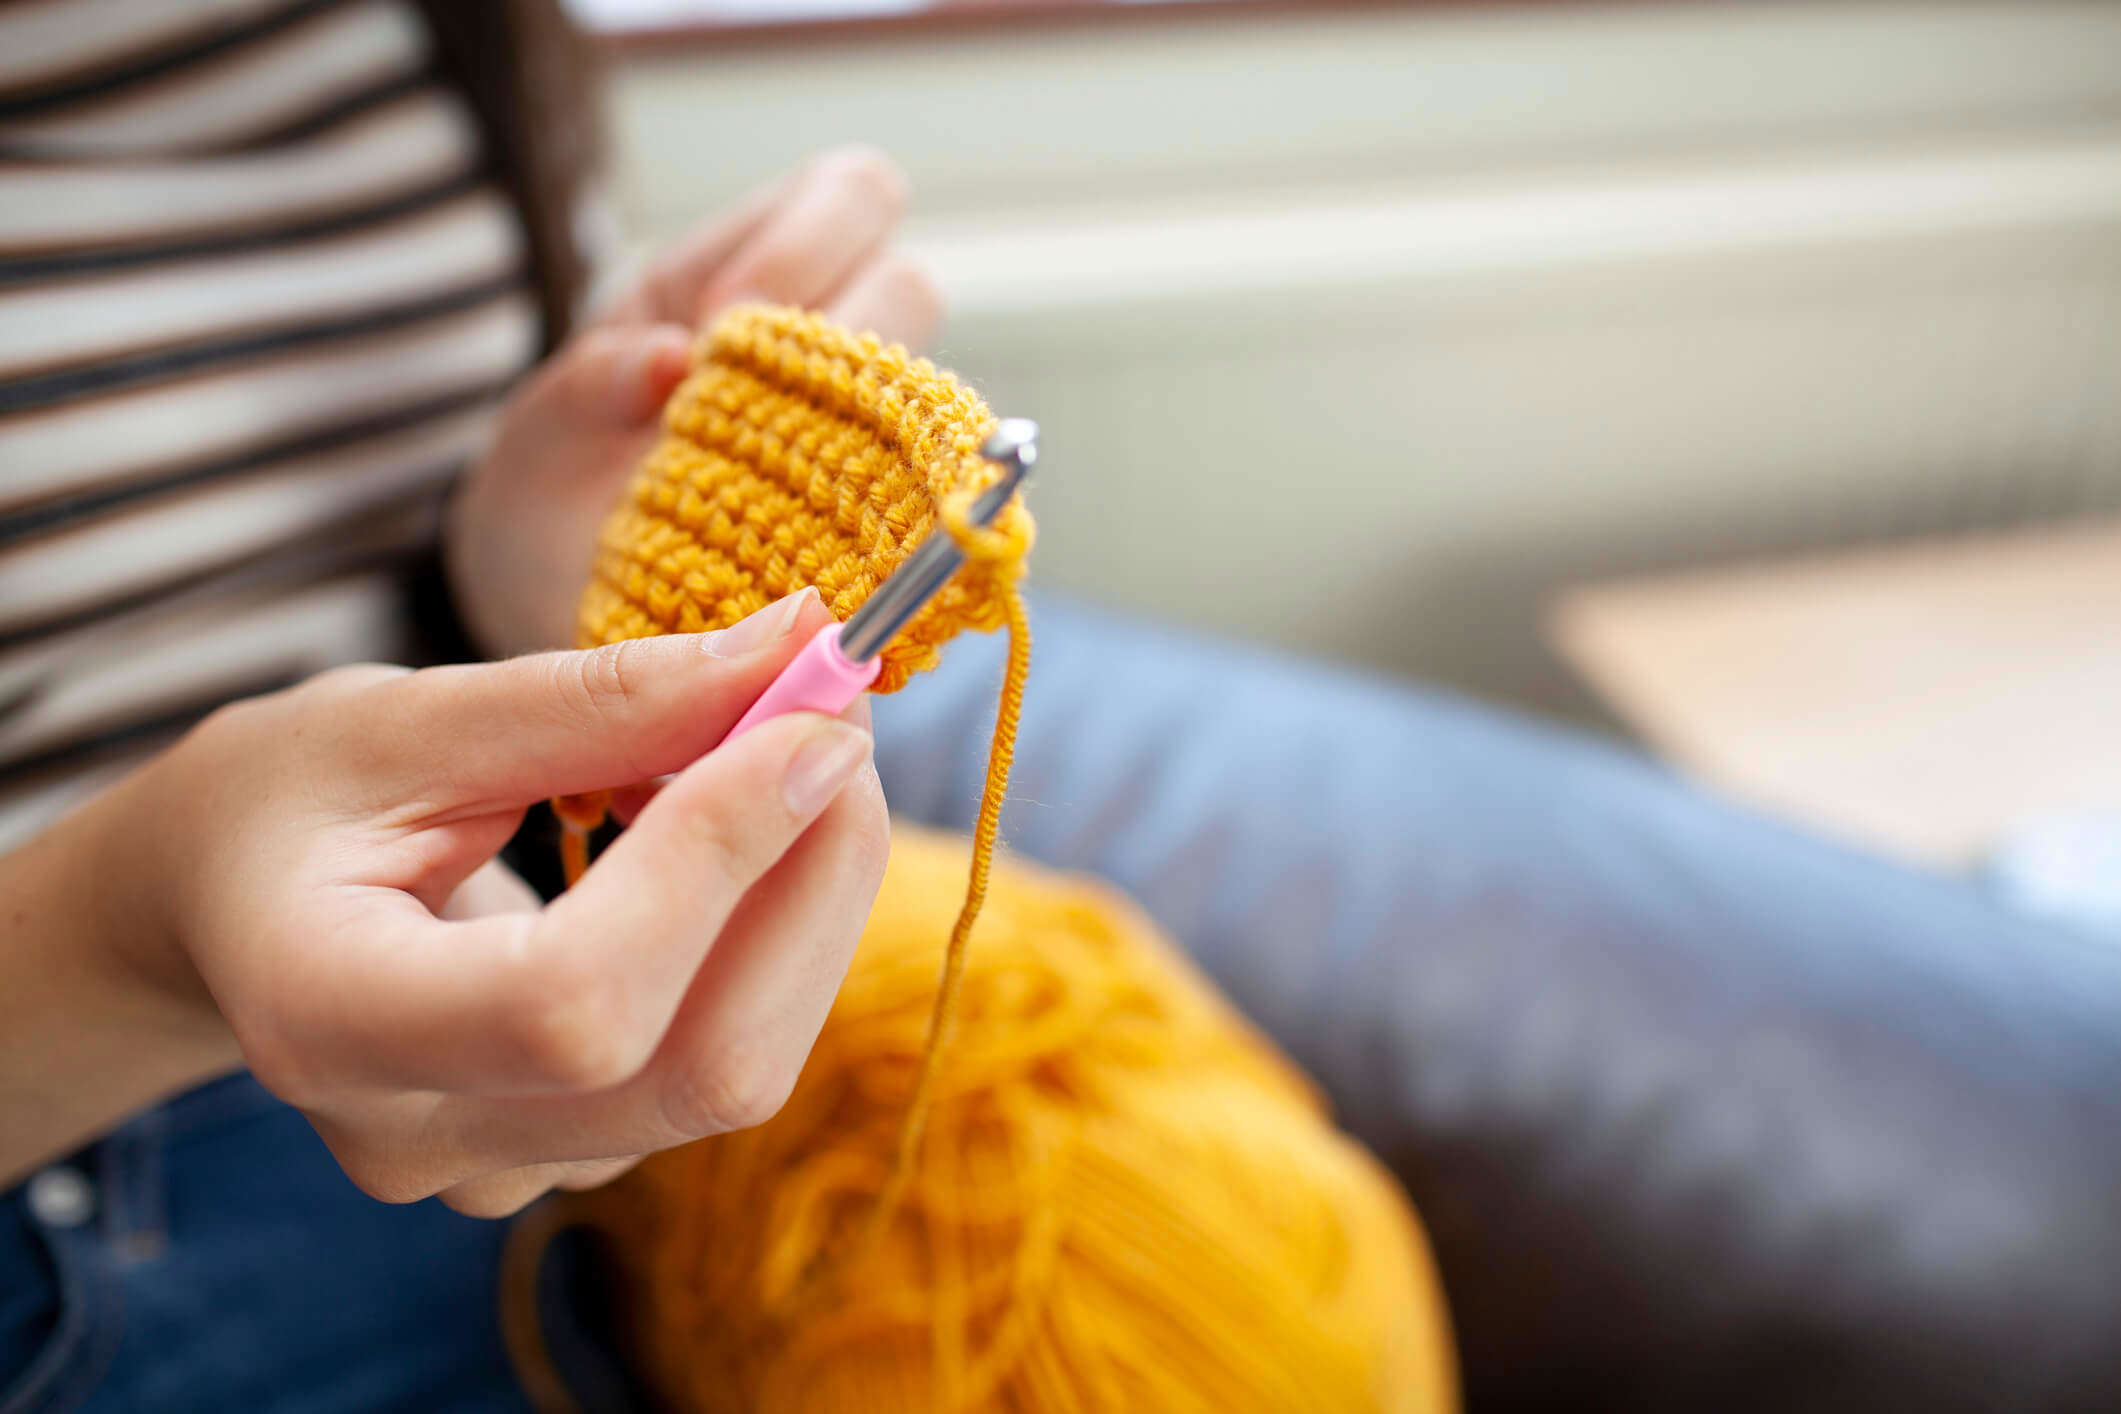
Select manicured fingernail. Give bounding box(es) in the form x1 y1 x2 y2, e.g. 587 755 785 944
782 722 872 816
702 588 815 658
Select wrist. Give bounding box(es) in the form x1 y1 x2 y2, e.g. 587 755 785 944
0 768 240 1183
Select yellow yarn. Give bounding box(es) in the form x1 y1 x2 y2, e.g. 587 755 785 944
552 305 1036 1240
573 303 1033 688
524 305 1456 1413
557 826 1457 1414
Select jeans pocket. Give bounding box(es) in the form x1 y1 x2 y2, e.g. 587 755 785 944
0 1176 123 1414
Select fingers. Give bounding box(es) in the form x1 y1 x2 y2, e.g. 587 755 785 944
438 857 541 922
553 1155 641 1191
525 709 875 1078
527 322 694 430
436 1156 640 1219
598 147 940 353
598 167 796 330
827 251 945 350
637 747 888 1139
604 675 870 827
604 776 667 828
590 324 694 425
295 713 884 1201
697 147 908 321
334 588 835 812
281 703 872 1100
427 749 888 1170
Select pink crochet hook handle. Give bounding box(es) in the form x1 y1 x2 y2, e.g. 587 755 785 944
723 623 880 742
719 418 1039 744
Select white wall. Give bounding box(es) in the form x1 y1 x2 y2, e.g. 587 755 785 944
606 1 2121 712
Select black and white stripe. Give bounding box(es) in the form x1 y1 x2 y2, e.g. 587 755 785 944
0 0 541 850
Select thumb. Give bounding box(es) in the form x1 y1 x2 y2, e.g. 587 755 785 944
542 322 693 427
344 589 838 809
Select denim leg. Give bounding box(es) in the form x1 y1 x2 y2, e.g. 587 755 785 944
0 1076 531 1414
872 596 2121 1413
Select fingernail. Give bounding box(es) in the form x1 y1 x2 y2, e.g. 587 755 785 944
782 722 872 816
702 588 815 658
613 329 690 420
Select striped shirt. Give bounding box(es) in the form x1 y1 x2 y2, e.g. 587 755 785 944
0 0 544 853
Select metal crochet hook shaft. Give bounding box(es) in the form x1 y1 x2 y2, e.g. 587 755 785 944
838 418 1040 663
720 419 1038 743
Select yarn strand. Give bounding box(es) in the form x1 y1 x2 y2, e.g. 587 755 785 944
789 481 1034 1307
851 585 1030 1274
553 789 608 890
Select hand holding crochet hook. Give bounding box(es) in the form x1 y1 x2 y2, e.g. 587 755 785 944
2 412 1038 1220
1 581 890 1209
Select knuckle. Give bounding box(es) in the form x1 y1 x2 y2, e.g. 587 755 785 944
562 639 648 722
841 773 892 894
302 662 411 706
661 1040 800 1137
559 326 633 391
186 661 401 759
883 254 942 311
327 1140 437 1206
818 145 908 217
238 1029 320 1109
555 1156 641 1192
441 1177 547 1220
183 696 266 760
875 257 945 342
669 797 766 898
573 325 634 364
508 963 644 1093
742 245 821 304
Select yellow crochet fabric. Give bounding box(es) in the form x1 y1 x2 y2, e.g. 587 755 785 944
575 303 1033 688
522 305 1456 1414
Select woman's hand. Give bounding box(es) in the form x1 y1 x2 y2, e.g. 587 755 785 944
1 591 889 1214
448 146 944 659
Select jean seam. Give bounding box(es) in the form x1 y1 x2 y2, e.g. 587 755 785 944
0 1220 124 1414
102 1123 166 1264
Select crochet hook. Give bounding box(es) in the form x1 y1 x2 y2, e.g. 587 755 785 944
722 418 1039 741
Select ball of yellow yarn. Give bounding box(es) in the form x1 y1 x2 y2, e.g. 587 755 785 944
531 306 1456 1414
560 825 1458 1414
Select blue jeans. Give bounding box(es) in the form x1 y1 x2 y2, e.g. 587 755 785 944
7 599 2120 1412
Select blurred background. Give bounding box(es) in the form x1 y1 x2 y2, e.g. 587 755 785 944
4 6 2117 1407
571 0 2121 908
